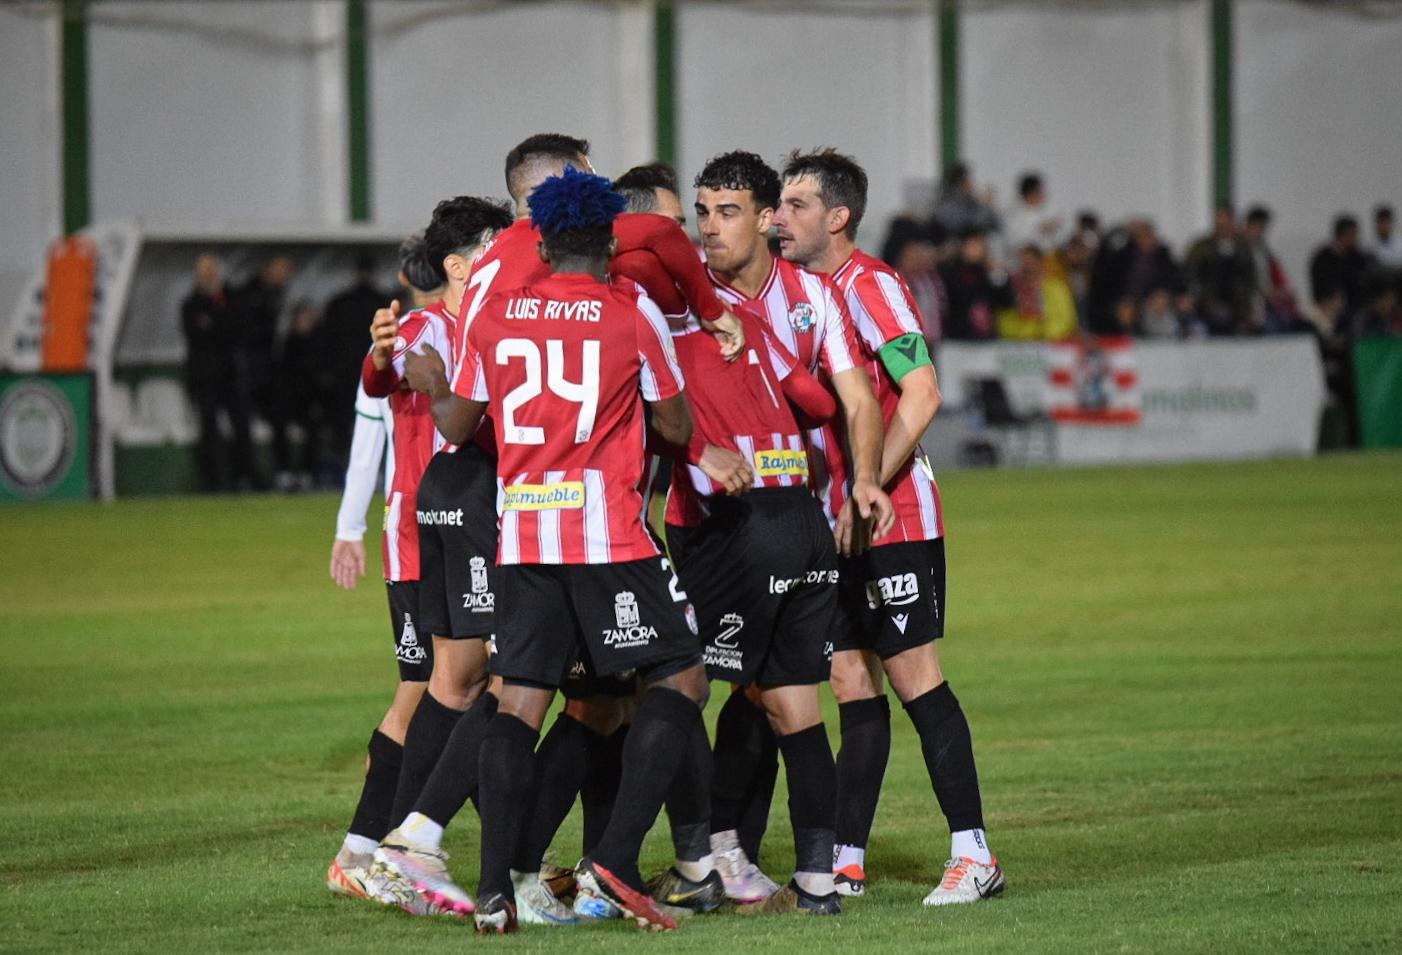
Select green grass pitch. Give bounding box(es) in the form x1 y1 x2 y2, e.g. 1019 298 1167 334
3 453 1401 953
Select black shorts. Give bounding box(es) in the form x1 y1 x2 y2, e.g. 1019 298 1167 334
416 446 498 640
833 537 946 658
667 486 838 687
492 557 701 690
386 580 432 681
560 648 640 701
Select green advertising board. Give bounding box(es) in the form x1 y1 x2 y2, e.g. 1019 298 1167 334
0 373 93 501
1353 339 1402 449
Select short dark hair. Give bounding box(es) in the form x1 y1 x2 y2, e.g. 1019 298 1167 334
504 133 590 201
423 196 514 281
694 150 781 211
782 148 868 238
1245 205 1271 226
397 233 442 293
613 162 679 213
1376 204 1394 222
1334 214 1359 238
1017 172 1043 200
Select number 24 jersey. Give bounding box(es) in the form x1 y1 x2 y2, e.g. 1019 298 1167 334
459 271 685 566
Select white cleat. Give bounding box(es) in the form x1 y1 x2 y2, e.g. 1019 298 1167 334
326 849 373 900
512 871 583 926
374 828 473 916
710 835 780 904
364 863 449 916
922 856 1005 906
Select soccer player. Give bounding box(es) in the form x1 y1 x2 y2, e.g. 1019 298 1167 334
420 167 710 934
324 233 443 909
613 162 689 229
690 150 892 895
774 148 1004 905
377 136 742 927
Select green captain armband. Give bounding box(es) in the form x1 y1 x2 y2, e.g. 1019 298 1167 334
878 332 932 382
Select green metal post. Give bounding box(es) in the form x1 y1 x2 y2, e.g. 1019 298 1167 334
61 0 90 234
654 2 677 168
938 0 960 175
1211 0 1234 206
346 0 371 222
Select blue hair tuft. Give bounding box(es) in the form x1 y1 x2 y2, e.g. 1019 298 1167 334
528 166 627 235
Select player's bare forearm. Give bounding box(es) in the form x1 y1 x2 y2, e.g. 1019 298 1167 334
647 392 693 448
431 391 483 447
879 366 941 486
833 368 884 487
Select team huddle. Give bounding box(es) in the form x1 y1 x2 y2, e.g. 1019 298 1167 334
324 133 1003 934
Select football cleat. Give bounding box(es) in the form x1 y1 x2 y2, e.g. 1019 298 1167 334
326 852 372 900
834 862 866 897
922 857 1005 906
735 880 842 916
575 857 677 932
647 867 726 913
539 861 577 900
473 892 519 935
572 884 622 921
712 843 781 903
364 863 450 917
374 829 473 915
512 871 583 926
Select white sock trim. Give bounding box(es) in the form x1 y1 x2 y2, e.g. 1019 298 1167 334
342 834 378 858
950 828 992 865
400 812 445 849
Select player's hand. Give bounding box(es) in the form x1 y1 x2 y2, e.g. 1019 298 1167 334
404 343 447 397
700 308 745 362
697 445 754 496
330 538 366 590
837 480 895 556
369 300 402 370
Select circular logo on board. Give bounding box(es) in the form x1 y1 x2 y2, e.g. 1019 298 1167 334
0 380 78 498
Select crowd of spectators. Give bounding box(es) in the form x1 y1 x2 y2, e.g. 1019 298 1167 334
179 250 401 493
881 164 1402 351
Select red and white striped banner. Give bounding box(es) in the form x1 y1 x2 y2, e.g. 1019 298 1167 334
1046 336 1142 425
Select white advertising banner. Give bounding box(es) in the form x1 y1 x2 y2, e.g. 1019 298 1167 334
935 338 1326 466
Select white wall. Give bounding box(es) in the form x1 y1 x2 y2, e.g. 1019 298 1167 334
0 6 60 321
87 0 344 234
962 0 1211 251
1235 0 1402 294
369 0 653 229
676 4 938 252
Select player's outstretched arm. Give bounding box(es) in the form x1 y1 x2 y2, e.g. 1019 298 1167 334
831 366 895 555
403 343 484 445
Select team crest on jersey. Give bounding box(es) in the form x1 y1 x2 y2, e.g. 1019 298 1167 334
603 591 656 648
788 302 816 333
396 613 426 663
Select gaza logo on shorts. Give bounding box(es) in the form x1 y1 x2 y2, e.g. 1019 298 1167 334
788 302 816 333
463 556 494 613
866 572 919 609
397 613 427 664
602 591 657 648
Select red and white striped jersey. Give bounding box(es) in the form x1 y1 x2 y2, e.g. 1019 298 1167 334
834 250 945 542
707 256 864 524
664 307 810 527
459 272 685 565
362 299 458 580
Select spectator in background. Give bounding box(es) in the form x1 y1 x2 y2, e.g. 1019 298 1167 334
1310 215 1372 317
1054 232 1095 325
1349 275 1402 338
181 254 253 492
881 215 948 350
940 227 1010 340
317 252 389 476
1087 218 1180 335
1003 172 1062 256
932 161 999 238
228 255 293 491
1373 204 1402 270
1074 211 1102 253
1137 285 1191 339
996 244 1077 341
1184 203 1256 335
1241 205 1298 333
270 300 326 491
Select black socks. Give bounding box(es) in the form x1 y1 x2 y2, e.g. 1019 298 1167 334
580 724 628 856
347 729 403 842
389 692 465 828
664 718 715 863
835 695 892 849
475 713 540 900
513 713 599 874
904 682 984 832
776 723 837 876
413 692 498 826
